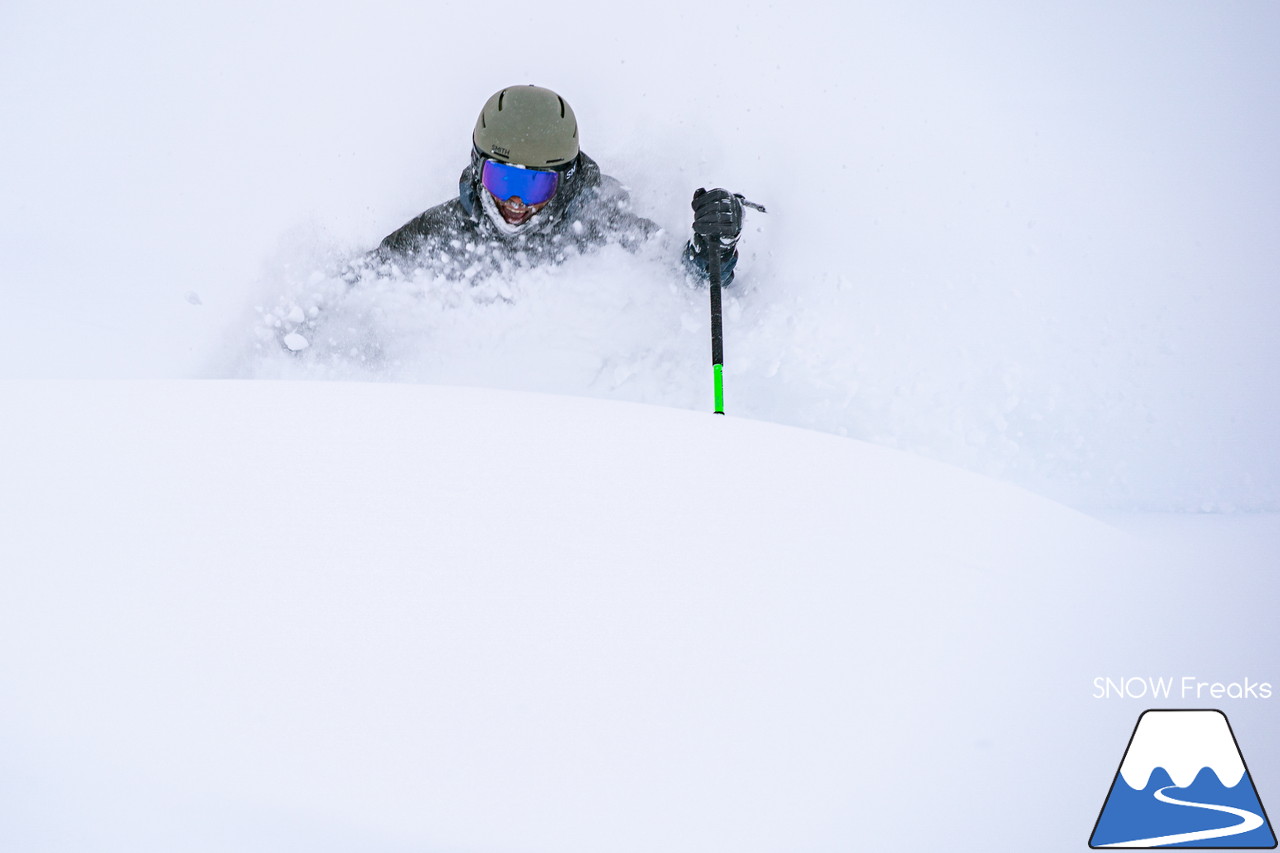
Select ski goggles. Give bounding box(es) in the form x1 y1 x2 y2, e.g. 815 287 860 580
481 159 561 206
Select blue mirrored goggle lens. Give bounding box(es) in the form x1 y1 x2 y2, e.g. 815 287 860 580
481 160 560 205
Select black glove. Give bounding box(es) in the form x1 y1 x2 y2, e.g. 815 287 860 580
691 187 744 246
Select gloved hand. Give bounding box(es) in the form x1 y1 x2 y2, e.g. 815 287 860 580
691 187 744 246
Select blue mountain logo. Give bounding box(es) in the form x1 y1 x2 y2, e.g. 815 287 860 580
1091 709 1276 848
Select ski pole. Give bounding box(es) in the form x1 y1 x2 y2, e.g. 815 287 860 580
707 234 726 415
704 194 764 416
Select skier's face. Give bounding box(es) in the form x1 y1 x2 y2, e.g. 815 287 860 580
480 159 560 226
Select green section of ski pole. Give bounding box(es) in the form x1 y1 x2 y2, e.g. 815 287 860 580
713 363 725 415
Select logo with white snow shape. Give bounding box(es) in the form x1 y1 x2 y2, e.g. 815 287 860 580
1090 709 1276 848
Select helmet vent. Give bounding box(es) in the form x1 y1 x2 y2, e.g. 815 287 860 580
557 96 566 118
497 90 506 110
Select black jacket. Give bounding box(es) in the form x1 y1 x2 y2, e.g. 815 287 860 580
375 152 737 285
376 153 661 278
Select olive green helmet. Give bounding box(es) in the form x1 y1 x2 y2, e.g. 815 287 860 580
472 85 579 168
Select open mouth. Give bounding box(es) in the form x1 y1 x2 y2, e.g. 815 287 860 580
496 196 544 226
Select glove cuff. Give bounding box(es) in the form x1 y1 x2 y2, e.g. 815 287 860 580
694 233 739 255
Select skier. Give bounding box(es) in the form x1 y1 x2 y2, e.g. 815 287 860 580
374 84 749 286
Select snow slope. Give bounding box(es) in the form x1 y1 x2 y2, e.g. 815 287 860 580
2 380 1278 852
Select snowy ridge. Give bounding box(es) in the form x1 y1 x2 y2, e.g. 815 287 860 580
0 378 1122 852
1118 711 1247 790
2 381 1278 852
